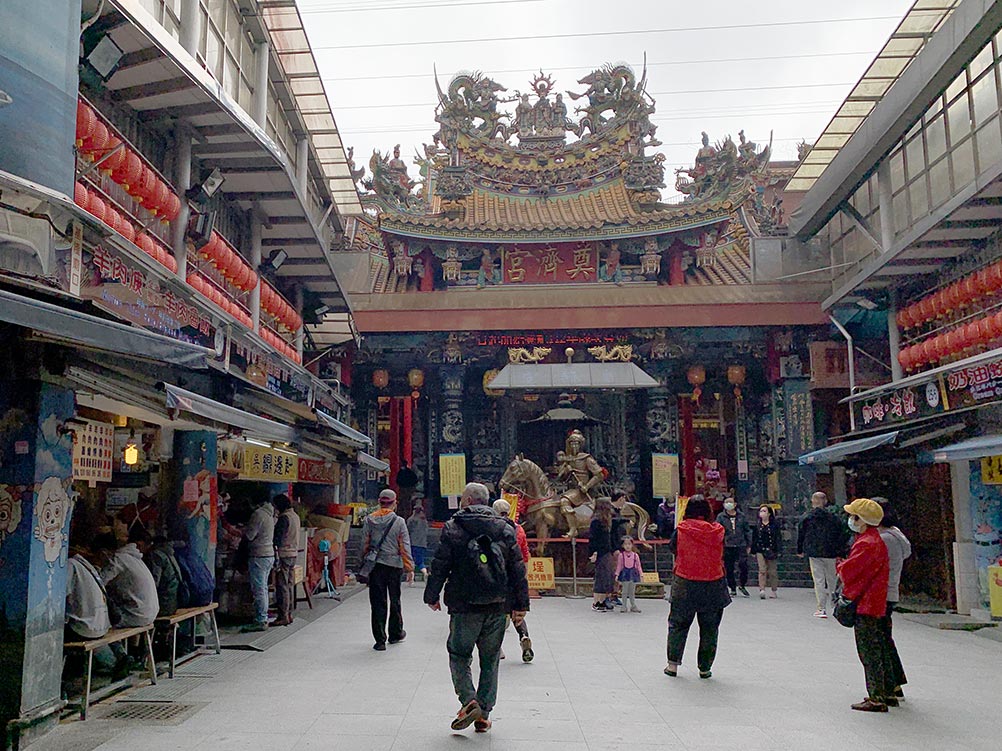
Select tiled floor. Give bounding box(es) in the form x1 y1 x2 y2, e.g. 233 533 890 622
33 587 1002 750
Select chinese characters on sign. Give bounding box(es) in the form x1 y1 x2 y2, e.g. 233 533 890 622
475 332 618 347
651 453 679 499
526 557 555 590
502 245 597 284
240 445 299 482
72 420 114 485
783 379 815 460
298 458 340 485
439 453 467 497
735 404 749 481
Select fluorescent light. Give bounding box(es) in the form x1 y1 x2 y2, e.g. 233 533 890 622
244 437 272 448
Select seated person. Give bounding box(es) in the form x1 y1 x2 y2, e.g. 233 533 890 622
65 546 111 640
94 530 160 628
141 533 184 618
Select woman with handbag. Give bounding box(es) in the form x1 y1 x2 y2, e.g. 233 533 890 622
836 498 893 713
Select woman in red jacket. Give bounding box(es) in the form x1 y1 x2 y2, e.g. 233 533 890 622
665 495 731 679
837 498 892 713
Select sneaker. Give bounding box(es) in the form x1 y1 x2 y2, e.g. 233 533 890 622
769 591 778 599
813 610 827 619
373 643 386 651
451 699 482 730
851 699 888 713
739 586 750 597
759 591 766 599
520 636 534 663
630 606 642 613
592 602 610 612
389 631 406 644
729 589 737 597
474 718 492 733
500 648 506 660
893 686 905 699
610 597 623 607
664 663 678 677
699 670 712 680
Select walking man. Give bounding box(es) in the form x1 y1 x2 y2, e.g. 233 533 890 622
716 497 751 597
797 491 846 618
241 497 275 632
272 494 300 626
362 489 414 650
424 483 529 734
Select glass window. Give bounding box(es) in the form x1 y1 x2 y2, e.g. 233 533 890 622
970 43 995 80
926 112 947 163
929 158 951 208
976 118 1002 173
854 181 870 216
889 148 906 192
945 69 968 103
909 177 929 221
951 137 976 188
971 70 999 127
948 93 973 143
905 134 925 181
893 191 910 234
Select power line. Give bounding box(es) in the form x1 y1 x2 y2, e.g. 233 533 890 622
311 15 900 51
302 0 542 14
331 81 854 110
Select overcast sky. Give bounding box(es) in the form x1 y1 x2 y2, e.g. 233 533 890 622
299 0 914 197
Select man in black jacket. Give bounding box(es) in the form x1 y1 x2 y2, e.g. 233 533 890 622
716 498 752 597
797 492 846 618
424 482 529 734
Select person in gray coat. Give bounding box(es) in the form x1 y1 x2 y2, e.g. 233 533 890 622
407 503 429 579
242 497 275 632
362 489 414 650
875 498 912 699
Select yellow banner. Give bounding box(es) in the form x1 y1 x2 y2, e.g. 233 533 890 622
981 456 1002 484
439 453 467 497
526 557 555 590
240 444 298 482
652 453 679 499
989 566 1002 617
501 490 520 520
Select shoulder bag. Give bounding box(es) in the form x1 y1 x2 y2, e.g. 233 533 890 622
831 582 857 628
357 519 395 584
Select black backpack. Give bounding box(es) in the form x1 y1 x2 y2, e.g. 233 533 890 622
458 529 509 606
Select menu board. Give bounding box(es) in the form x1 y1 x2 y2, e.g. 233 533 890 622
72 420 114 485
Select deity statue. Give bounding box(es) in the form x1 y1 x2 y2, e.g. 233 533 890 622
599 242 623 285
555 429 605 538
514 93 534 135
477 247 501 288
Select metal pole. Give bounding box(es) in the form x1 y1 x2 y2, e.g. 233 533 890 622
829 314 857 432
571 538 578 597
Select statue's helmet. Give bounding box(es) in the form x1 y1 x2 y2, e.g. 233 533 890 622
566 429 585 452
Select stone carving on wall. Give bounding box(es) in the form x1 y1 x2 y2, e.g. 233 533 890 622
508 347 551 363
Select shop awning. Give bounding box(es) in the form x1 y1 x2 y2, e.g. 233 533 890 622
1 288 211 367
358 452 389 473
488 363 659 390
315 410 371 447
798 431 899 465
164 383 297 444
929 434 1002 462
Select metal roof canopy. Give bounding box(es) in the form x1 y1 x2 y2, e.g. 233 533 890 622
798 431 899 465
99 1 355 313
358 451 390 472
787 1 962 196
488 363 659 390
929 433 1002 461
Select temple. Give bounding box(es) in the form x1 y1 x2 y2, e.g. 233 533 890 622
331 64 832 517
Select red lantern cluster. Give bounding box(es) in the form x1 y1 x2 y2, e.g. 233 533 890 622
186 272 253 329
898 311 1002 371
260 281 303 332
897 260 1002 329
76 99 181 223
198 231 257 292
74 181 175 272
260 327 301 364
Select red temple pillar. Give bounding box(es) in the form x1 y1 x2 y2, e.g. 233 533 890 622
680 397 696 495
402 395 413 466
389 398 401 491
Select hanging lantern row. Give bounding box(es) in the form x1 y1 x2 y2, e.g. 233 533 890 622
260 280 303 333
186 271 252 329
74 182 176 274
898 311 1002 372
76 100 181 222
727 364 746 404
198 230 257 292
897 259 1002 330
260 327 301 364
687 364 706 406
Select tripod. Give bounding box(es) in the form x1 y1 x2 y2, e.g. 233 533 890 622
314 539 341 599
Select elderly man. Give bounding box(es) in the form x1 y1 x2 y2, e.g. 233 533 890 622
798 491 846 618
362 489 413 651
425 483 529 734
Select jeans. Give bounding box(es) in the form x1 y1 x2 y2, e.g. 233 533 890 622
368 563 404 646
809 557 838 611
275 556 296 621
855 614 893 700
667 602 724 672
412 546 427 571
447 611 507 717
723 547 748 590
248 555 274 625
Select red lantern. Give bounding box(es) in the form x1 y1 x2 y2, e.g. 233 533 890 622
81 120 109 158
898 346 913 371
962 320 981 349
961 276 979 305
162 192 181 222
86 193 107 223
945 327 965 355
989 261 1002 292
74 182 88 207
76 101 96 145
976 268 992 297
917 297 935 323
992 311 1002 339
98 136 124 173
104 207 121 234
133 166 157 203
978 316 995 344
945 283 963 312
119 217 135 243
113 150 143 189
149 179 170 215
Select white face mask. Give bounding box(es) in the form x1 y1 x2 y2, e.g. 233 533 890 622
848 517 866 533
724 502 736 511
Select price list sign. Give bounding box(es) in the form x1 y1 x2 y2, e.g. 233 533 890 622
72 420 114 485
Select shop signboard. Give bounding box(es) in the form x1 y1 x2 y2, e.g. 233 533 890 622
735 403 749 481
989 566 1002 617
298 458 340 485
439 453 467 497
651 453 679 499
216 439 244 475
72 420 113 485
502 244 598 285
783 378 815 460
526 557 555 590
808 341 885 390
240 445 298 482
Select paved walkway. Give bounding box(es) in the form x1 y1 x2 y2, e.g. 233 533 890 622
35 587 1001 751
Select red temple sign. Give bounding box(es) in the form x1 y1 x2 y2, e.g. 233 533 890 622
502 244 597 284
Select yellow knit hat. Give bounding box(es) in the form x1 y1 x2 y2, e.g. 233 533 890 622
843 498 884 527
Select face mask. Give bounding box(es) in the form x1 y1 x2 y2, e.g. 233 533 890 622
848 517 865 533
724 502 736 511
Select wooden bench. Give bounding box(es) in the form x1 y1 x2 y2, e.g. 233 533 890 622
64 624 156 720
154 602 221 678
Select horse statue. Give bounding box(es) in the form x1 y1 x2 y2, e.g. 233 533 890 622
499 454 652 555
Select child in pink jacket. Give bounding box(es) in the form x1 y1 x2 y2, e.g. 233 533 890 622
614 537 644 613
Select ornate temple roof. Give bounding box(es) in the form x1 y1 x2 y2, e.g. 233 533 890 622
352 64 771 242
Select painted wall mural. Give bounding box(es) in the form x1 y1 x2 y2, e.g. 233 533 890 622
969 462 1002 608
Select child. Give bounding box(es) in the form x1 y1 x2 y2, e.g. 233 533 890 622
614 537 643 613
406 504 429 585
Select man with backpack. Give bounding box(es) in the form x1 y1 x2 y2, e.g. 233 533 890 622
424 483 529 734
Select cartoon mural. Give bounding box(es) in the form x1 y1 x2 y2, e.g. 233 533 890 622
968 463 1002 608
32 476 71 564
175 431 218 580
0 485 23 544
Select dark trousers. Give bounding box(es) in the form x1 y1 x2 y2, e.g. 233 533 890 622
854 614 893 700
723 547 748 590
275 556 296 621
368 563 404 646
885 602 907 689
447 611 507 717
666 602 724 672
